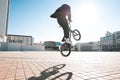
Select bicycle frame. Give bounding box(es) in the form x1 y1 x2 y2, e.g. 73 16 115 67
68 23 73 41
59 22 81 42
60 22 81 57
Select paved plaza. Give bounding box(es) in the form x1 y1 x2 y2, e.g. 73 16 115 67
0 51 120 80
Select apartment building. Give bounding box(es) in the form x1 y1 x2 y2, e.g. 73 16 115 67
7 34 33 45
114 31 120 50
100 31 120 51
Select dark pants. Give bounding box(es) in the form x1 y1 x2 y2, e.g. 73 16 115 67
57 18 69 41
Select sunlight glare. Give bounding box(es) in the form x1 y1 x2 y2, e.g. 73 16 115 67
72 2 100 42
73 2 98 25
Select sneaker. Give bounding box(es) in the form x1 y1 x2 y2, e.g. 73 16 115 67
62 38 65 42
65 38 72 44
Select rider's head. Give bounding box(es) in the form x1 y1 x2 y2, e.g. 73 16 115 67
61 4 70 9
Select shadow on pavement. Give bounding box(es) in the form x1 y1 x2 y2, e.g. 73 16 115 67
28 64 73 80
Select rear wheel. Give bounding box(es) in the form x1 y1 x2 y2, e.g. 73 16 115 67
72 29 81 41
60 43 71 57
51 72 73 80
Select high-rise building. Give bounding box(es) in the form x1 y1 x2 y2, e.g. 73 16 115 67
100 31 120 51
0 0 9 42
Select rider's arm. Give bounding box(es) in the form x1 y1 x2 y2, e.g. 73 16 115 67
68 9 72 22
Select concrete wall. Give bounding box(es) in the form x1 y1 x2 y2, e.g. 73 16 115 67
0 0 9 34
0 0 9 42
0 42 45 51
7 43 21 51
21 45 45 51
0 42 8 51
74 43 81 51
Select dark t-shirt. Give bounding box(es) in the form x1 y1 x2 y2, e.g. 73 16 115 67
50 6 71 20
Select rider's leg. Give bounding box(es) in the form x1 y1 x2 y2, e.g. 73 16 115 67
63 27 69 39
57 18 69 41
61 23 70 42
57 18 72 44
63 27 72 44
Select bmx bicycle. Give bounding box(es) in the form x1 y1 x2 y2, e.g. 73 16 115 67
60 23 81 57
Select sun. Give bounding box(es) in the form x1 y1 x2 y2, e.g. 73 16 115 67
73 2 98 25
72 2 100 42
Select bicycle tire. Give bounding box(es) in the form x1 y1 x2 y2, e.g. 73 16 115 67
60 43 71 57
72 29 81 41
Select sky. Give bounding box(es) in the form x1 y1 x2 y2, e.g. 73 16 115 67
8 0 120 43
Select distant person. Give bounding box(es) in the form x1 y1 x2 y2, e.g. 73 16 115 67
50 4 72 44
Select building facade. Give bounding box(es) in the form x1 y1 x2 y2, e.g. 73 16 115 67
7 34 33 45
113 31 120 51
0 34 45 51
44 41 62 50
100 31 120 51
75 42 100 51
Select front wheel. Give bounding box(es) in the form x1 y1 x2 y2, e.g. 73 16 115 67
60 43 71 57
72 29 81 41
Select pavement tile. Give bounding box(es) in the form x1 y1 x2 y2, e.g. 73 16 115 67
4 78 15 80
0 52 120 80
